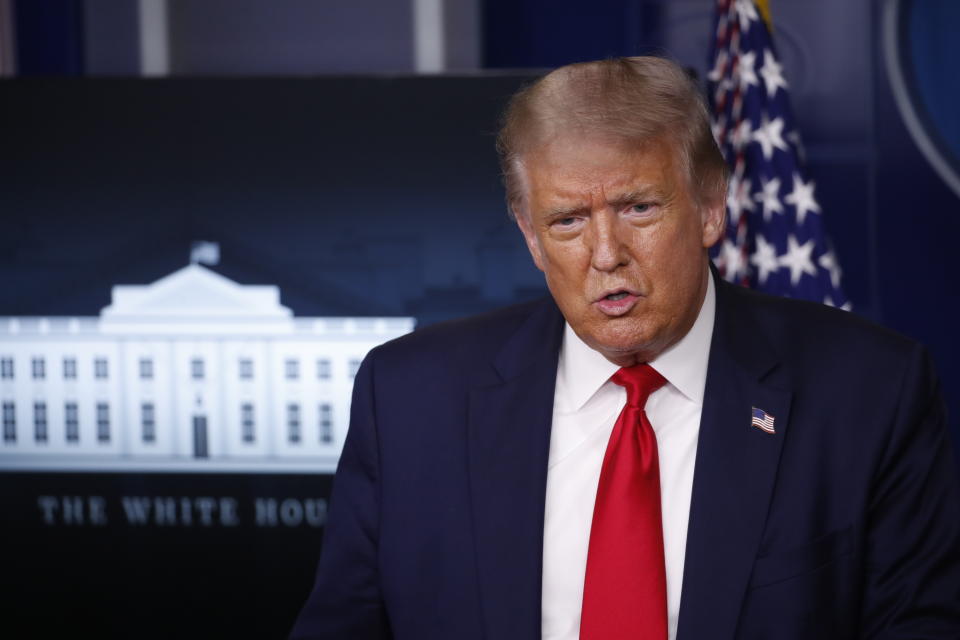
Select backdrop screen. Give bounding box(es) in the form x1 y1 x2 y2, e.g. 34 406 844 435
0 74 539 638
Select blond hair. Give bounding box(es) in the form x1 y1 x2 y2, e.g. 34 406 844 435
496 56 728 218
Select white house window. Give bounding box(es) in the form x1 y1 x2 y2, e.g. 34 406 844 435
94 358 108 379
141 402 156 443
317 359 331 380
241 402 255 443
96 402 110 442
0 357 13 380
65 402 79 443
139 358 154 380
238 358 253 380
34 401 48 443
63 357 77 380
287 403 301 443
32 357 45 380
319 403 333 443
285 358 299 380
191 358 205 380
2 401 15 442
348 358 361 379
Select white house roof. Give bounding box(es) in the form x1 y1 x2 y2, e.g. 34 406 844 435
0 264 415 338
101 264 293 322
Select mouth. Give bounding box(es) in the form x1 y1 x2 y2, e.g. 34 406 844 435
593 288 641 316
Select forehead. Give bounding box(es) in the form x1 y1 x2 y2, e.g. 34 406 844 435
521 135 684 210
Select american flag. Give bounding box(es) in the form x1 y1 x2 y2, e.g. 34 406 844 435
707 0 850 309
751 407 776 434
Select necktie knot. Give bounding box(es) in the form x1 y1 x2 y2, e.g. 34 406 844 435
611 364 667 408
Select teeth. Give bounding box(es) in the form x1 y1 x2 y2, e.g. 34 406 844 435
606 292 628 301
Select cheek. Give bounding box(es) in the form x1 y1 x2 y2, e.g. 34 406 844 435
644 221 704 293
663 212 706 255
628 222 674 269
541 239 586 275
540 243 591 302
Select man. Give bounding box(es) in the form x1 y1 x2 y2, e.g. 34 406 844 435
290 57 960 639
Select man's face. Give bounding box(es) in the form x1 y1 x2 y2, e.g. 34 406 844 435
516 135 724 366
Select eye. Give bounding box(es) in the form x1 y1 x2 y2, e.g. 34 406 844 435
546 213 585 234
625 202 658 221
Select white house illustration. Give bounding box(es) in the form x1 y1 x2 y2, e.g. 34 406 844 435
0 264 414 473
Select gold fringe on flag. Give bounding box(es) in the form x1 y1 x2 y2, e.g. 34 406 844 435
755 0 773 32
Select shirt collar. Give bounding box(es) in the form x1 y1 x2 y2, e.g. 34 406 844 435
556 267 716 411
649 269 715 405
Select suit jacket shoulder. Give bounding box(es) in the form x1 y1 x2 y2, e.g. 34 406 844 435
367 296 564 389
718 278 918 364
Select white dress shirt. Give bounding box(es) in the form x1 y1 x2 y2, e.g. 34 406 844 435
541 272 716 640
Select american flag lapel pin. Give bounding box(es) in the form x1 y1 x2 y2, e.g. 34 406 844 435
751 407 776 434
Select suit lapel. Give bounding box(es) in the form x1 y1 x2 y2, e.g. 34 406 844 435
468 299 565 640
677 281 793 640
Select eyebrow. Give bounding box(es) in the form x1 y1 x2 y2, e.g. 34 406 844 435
542 186 667 220
543 204 589 220
607 187 666 209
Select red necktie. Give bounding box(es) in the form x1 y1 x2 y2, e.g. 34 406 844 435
580 364 668 640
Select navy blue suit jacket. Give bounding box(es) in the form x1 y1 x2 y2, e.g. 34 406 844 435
291 278 960 639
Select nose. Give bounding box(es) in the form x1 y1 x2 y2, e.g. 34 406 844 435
589 212 629 272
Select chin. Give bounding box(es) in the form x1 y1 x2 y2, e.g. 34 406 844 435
585 327 661 364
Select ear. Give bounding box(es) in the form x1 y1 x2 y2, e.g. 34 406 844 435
700 194 726 249
514 205 545 272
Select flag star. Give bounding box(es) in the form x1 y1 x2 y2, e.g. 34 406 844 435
754 176 784 221
735 0 760 32
784 172 821 225
720 238 747 282
750 234 779 285
737 51 759 90
759 48 788 97
778 235 817 286
752 114 788 160
818 249 842 288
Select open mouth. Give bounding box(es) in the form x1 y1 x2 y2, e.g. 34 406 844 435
594 289 639 317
